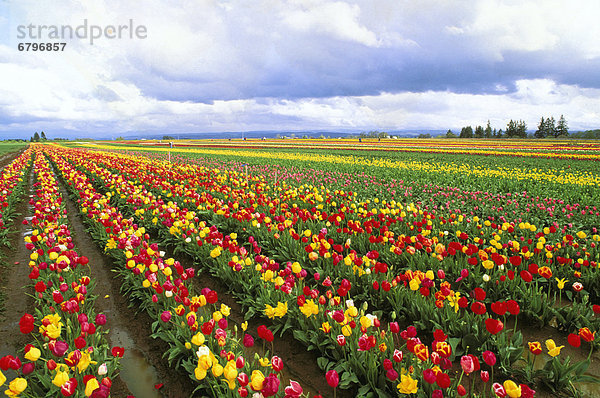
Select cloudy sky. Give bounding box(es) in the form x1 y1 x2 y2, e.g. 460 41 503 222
1 0 599 138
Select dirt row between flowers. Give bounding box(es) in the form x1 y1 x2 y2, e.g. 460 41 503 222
0 168 36 361
0 147 27 171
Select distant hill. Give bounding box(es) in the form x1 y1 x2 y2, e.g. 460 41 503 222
117 129 448 140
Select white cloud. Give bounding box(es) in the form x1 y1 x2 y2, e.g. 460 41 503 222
282 0 380 47
1 0 599 137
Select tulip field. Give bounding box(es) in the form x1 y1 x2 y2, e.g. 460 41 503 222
0 139 599 397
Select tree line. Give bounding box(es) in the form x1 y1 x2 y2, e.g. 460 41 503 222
448 115 569 139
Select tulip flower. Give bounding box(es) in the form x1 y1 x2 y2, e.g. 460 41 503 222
160 311 171 322
326 369 339 388
6 378 27 396
397 373 418 394
481 370 490 382
61 378 78 397
262 373 280 397
111 347 125 358
545 339 564 357
568 333 581 348
18 313 35 334
423 368 436 384
460 355 475 374
485 318 504 335
528 341 542 355
284 380 303 398
493 382 507 397
483 350 497 366
271 356 283 372
503 380 521 398
579 327 595 342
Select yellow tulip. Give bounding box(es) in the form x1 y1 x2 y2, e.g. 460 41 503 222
503 380 522 398
24 347 41 361
250 370 265 391
545 339 564 357
84 378 99 397
397 374 418 394
6 378 27 396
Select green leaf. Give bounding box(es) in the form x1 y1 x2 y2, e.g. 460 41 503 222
316 357 329 371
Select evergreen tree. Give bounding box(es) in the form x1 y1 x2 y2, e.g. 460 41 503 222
492 128 498 138
41 131 47 140
497 129 503 139
535 117 546 138
446 129 457 138
33 132 40 142
484 121 492 138
505 120 517 138
459 126 473 138
516 120 527 138
474 125 484 138
547 116 556 138
556 115 569 137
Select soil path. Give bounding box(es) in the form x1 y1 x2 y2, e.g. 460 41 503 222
55 166 197 398
0 147 27 170
0 168 36 376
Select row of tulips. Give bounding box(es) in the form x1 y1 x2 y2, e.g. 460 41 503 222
122 149 600 234
42 145 312 397
45 148 558 395
0 148 121 397
0 148 32 245
80 143 600 204
133 140 600 161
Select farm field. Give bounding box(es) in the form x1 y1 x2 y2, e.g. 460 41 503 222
1 139 599 397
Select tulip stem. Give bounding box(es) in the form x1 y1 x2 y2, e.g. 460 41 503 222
470 375 474 397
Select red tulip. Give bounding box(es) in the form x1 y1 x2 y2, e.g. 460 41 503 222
568 333 581 348
284 380 303 398
271 356 283 372
243 334 254 348
61 378 78 397
325 369 339 388
160 311 171 322
485 318 504 335
481 370 490 382
111 346 124 358
471 301 487 315
482 350 496 366
579 327 595 342
519 270 533 282
50 340 69 357
262 373 280 397
506 300 520 315
237 372 249 387
460 355 475 375
423 368 436 384
19 313 35 334
386 368 398 381
436 372 451 389
433 329 447 342
491 301 507 316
